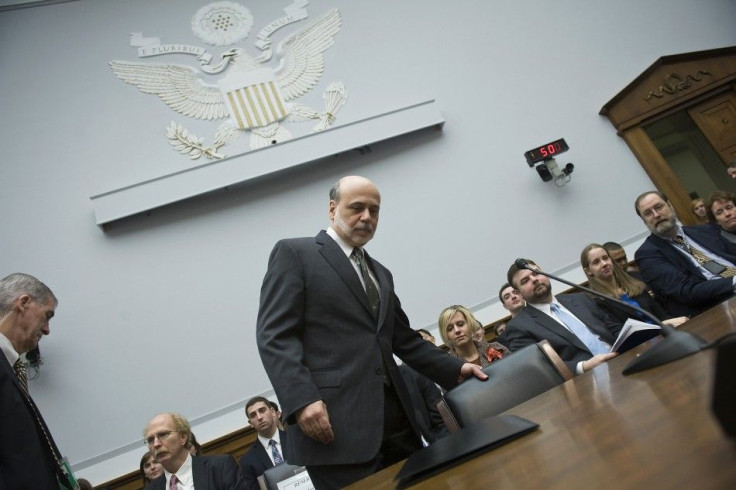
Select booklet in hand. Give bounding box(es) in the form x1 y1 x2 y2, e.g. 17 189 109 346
611 318 661 353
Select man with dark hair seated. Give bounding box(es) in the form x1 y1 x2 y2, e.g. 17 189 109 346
635 190 736 317
505 259 620 374
706 190 736 245
238 397 287 490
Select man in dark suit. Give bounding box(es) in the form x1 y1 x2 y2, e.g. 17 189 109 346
0 273 74 489
634 191 736 317
256 176 486 489
143 412 242 490
505 260 621 374
238 397 287 490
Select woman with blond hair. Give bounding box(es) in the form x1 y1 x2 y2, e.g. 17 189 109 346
580 243 688 326
438 305 509 366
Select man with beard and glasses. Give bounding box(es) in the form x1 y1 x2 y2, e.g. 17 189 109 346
256 175 486 489
505 260 621 374
634 191 736 317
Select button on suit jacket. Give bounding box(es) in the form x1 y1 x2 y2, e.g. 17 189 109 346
256 230 463 466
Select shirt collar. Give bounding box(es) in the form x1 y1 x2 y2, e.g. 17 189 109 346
326 226 358 258
0 332 19 367
258 429 281 449
164 452 192 486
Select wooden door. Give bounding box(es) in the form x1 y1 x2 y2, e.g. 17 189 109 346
688 91 736 163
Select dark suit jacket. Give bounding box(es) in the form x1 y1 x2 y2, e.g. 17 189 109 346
237 431 286 490
505 293 623 372
635 225 736 317
0 355 62 490
144 455 242 490
399 364 448 444
256 230 464 466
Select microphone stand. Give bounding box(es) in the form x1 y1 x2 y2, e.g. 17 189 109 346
514 260 707 375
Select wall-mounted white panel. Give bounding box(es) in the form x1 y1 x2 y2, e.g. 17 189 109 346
89 98 444 227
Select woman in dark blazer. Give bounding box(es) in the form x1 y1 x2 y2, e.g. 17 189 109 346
580 243 688 327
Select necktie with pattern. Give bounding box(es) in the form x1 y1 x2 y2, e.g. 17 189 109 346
672 235 736 278
352 247 380 317
269 439 284 465
550 303 610 355
170 474 179 490
13 358 28 394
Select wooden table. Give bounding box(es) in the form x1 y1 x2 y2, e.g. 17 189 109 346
348 298 736 489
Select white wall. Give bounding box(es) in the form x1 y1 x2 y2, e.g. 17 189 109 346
1 0 734 484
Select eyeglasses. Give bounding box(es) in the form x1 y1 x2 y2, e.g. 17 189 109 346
144 430 176 447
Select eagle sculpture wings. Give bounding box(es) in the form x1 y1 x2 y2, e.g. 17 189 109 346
109 8 345 159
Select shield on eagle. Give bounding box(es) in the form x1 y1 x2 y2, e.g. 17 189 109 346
218 68 289 130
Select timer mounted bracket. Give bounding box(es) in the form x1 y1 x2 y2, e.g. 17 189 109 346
524 138 574 187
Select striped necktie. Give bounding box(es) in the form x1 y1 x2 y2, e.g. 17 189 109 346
672 235 736 278
13 358 29 394
550 303 610 355
352 247 380 318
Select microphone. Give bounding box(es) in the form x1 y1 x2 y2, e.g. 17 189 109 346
513 258 706 375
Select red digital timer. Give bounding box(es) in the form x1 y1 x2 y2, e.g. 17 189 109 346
524 138 569 166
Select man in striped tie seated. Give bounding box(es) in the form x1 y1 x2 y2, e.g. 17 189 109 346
238 396 288 490
143 412 243 490
635 191 736 318
505 260 621 375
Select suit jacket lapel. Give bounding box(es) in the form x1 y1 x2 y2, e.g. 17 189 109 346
526 305 590 352
255 440 273 469
192 455 207 490
316 231 376 320
650 234 706 279
364 250 389 329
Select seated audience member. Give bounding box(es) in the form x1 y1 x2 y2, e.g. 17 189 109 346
416 328 437 345
506 259 621 374
727 160 736 180
690 198 710 224
187 432 203 456
602 241 639 273
472 319 487 342
500 283 525 317
143 412 241 490
399 330 449 445
267 400 284 431
580 243 688 326
495 283 525 344
634 191 736 317
438 305 509 367
707 190 736 245
140 451 164 486
238 397 286 490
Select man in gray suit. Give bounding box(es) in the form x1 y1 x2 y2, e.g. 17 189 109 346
256 176 485 489
505 259 621 374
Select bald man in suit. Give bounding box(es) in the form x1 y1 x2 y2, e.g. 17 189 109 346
256 176 486 489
